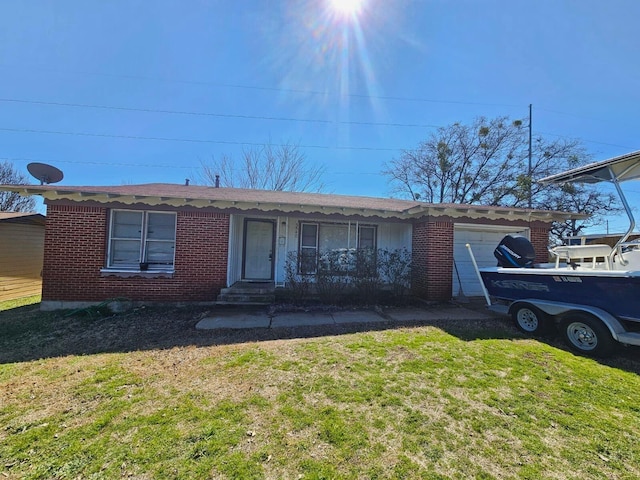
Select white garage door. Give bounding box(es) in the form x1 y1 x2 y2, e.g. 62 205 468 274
453 225 529 297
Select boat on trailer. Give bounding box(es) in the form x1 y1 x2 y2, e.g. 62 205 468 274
468 150 640 357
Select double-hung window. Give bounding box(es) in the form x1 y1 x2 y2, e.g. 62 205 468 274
108 210 176 270
298 222 377 274
299 223 319 274
358 226 376 250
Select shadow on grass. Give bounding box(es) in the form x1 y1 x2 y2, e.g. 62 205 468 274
0 301 638 374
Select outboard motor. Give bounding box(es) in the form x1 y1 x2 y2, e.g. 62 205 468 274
494 235 536 268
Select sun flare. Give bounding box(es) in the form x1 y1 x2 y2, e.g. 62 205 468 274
329 0 365 17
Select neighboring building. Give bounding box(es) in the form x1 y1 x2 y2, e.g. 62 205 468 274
0 183 582 309
565 233 640 247
0 212 45 302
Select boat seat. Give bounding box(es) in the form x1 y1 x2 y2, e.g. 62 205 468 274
551 244 613 269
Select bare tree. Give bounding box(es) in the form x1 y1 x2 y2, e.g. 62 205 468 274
537 181 618 241
383 116 619 241
384 117 525 204
200 141 326 192
0 161 36 212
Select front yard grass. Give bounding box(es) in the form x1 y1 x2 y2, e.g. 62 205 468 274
1 301 639 479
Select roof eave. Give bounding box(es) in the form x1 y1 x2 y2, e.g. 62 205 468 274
406 204 585 222
0 186 406 218
0 184 586 222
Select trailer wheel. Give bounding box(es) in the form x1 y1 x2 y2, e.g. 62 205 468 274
561 313 616 358
511 304 548 335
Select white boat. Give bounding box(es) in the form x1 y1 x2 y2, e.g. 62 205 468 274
468 150 640 357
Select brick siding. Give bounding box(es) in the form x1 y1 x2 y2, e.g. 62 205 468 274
529 222 551 263
411 218 552 302
411 219 454 301
42 205 229 302
42 203 552 305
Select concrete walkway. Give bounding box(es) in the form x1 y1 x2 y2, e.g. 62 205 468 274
195 303 496 330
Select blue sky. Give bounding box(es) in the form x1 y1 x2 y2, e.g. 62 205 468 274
1 0 640 232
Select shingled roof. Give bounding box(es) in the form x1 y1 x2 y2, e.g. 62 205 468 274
0 212 45 225
0 183 585 222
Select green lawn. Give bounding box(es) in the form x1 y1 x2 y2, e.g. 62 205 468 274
1 300 639 479
0 294 41 311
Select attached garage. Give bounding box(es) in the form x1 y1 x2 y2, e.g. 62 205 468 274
452 224 529 297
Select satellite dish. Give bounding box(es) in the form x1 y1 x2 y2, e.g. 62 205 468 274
27 163 64 185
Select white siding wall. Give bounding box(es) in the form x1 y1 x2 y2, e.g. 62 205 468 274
227 214 412 287
274 216 289 286
227 214 244 286
377 222 412 250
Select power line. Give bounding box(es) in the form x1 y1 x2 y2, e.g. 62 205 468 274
536 130 635 150
1 156 192 169
0 127 401 152
2 123 633 158
1 96 634 155
0 97 442 129
4 66 634 150
1 155 383 177
535 106 608 124
2 64 524 108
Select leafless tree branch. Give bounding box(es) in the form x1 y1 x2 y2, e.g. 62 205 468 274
198 141 325 192
0 161 36 212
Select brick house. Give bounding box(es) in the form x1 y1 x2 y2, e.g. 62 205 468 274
0 183 580 309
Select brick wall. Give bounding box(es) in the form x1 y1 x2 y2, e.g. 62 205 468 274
411 219 454 301
42 204 229 302
411 218 552 302
42 202 552 305
43 205 107 301
529 222 551 263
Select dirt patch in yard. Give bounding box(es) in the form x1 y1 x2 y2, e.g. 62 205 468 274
1 302 639 373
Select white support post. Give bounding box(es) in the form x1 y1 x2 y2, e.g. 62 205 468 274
465 243 492 306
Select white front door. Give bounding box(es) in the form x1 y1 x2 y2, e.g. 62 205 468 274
243 220 274 280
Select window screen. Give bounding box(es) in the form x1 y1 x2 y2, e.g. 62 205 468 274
108 210 176 270
300 223 318 274
298 222 377 274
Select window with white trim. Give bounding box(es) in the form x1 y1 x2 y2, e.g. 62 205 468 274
300 223 319 274
108 210 176 270
298 222 377 274
358 226 376 249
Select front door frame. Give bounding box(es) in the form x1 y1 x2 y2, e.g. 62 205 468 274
242 218 276 281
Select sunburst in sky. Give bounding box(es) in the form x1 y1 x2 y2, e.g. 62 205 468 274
261 0 406 119
328 0 366 18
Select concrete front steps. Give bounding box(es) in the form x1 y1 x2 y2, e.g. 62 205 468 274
216 281 276 305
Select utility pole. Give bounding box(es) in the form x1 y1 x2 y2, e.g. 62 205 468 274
528 103 533 208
